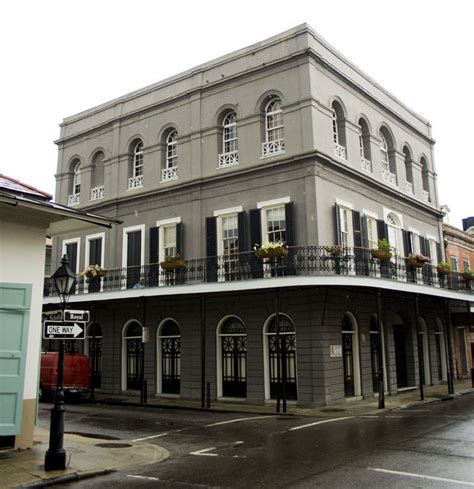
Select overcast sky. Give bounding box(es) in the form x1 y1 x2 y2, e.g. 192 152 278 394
1 0 472 228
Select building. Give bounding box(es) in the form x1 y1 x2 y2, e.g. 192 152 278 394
443 219 474 381
0 174 118 449
43 25 473 409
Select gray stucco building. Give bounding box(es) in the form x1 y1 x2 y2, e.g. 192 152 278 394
44 24 473 407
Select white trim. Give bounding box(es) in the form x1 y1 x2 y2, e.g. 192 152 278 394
213 206 243 217
426 233 438 242
156 217 181 227
122 224 145 269
362 209 378 220
335 198 353 210
343 312 361 397
382 208 404 228
408 227 420 236
44 275 474 305
84 232 106 293
61 237 81 276
257 196 290 209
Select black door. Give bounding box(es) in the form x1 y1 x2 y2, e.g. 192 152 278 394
126 231 142 289
394 329 408 388
269 333 297 400
161 337 181 394
126 338 143 390
222 335 247 398
88 238 102 292
342 333 355 396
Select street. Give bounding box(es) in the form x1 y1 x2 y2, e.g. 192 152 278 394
38 394 474 488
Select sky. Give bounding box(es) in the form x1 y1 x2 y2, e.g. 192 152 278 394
1 0 472 229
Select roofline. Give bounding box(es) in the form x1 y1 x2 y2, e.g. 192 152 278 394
0 173 53 199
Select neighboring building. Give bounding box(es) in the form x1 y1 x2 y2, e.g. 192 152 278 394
0 174 118 449
44 24 473 409
443 220 474 380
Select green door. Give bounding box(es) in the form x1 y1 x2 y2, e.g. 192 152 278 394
0 284 31 436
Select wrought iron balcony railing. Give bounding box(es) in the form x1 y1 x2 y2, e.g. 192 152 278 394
43 246 473 298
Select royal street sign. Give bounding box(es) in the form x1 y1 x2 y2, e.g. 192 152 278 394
43 321 86 340
64 309 90 323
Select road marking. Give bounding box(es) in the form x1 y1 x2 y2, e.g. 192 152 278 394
190 447 218 457
205 415 272 427
360 415 379 418
132 432 169 442
128 475 161 481
368 468 474 486
289 416 354 431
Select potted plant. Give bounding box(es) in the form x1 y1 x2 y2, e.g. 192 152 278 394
160 254 185 271
325 245 343 257
436 261 452 276
462 269 474 282
408 253 430 269
370 238 392 261
254 241 288 259
80 264 105 279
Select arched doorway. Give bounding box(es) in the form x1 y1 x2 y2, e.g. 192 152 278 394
418 319 431 385
216 316 247 398
85 323 102 388
157 319 181 395
393 317 415 389
434 319 447 381
263 314 297 401
342 313 361 397
122 320 143 391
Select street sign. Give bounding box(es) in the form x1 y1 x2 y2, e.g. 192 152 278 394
64 309 90 323
42 310 63 322
43 321 86 340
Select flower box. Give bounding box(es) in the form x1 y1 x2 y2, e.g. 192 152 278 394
436 265 451 276
160 257 185 271
254 242 288 260
408 254 430 269
462 270 474 282
80 265 105 279
371 249 392 262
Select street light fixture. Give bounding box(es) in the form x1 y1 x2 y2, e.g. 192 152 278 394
44 255 77 471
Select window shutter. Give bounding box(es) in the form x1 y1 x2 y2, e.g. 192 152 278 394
285 202 295 246
377 220 388 241
352 211 362 249
127 231 141 267
238 211 246 253
149 226 159 287
436 242 442 263
65 242 78 272
176 222 183 257
402 230 412 257
206 217 217 282
249 208 263 278
361 215 369 249
335 204 342 245
419 236 429 257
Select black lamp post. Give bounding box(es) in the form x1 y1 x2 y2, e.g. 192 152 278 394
44 255 77 471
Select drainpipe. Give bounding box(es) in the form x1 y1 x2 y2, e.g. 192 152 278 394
415 294 424 401
444 299 455 395
376 289 385 409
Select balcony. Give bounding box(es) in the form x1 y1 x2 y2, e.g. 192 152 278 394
361 158 371 173
162 166 178 182
43 246 473 298
68 193 80 206
128 175 143 190
405 182 414 194
90 185 104 201
334 143 346 160
382 169 397 186
261 139 285 158
218 151 239 168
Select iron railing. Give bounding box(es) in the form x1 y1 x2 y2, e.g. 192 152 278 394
43 246 473 297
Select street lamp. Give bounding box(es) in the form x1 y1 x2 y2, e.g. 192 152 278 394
44 255 77 471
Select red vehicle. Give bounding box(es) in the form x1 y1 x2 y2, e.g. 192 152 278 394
40 352 91 400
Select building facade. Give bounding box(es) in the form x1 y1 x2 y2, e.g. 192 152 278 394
44 24 473 407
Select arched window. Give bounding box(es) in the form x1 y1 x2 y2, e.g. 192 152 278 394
157 319 181 395
263 314 297 400
122 321 143 390
85 323 102 388
162 130 178 181
218 112 239 168
358 118 371 172
128 140 144 189
386 213 403 256
421 157 430 202
403 146 414 194
341 313 361 397
379 128 397 185
332 102 346 159
217 317 247 398
262 97 285 157
69 160 81 205
90 151 105 200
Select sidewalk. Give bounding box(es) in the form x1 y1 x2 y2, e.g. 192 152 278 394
2 380 472 488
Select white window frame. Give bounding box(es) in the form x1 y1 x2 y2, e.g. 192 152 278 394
265 99 284 143
214 207 242 257
133 141 144 177
72 161 81 195
62 237 81 278
166 130 178 170
450 256 459 272
426 234 439 265
383 209 403 256
463 259 470 272
84 232 106 293
222 112 238 155
156 217 181 264
336 199 354 248
121 225 145 289
362 210 378 250
408 228 421 255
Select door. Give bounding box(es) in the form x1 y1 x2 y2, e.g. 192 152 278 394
342 333 355 396
161 336 181 394
269 333 297 400
222 335 247 397
126 231 142 289
88 238 102 293
394 328 408 388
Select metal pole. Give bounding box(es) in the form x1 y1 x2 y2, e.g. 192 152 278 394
376 289 385 409
414 294 424 401
141 297 146 404
44 304 66 471
445 299 455 395
201 295 206 408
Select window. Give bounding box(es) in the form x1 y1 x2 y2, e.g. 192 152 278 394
262 97 285 157
331 102 346 159
366 216 378 250
68 160 81 205
85 323 102 388
403 146 414 194
426 237 438 266
122 225 145 289
128 140 144 189
380 132 389 170
90 151 105 201
358 118 371 172
162 130 179 181
342 314 361 397
265 206 286 244
62 237 80 280
450 256 458 272
218 112 239 168
463 259 470 271
386 213 402 255
85 232 105 293
380 129 397 185
162 225 177 260
421 157 430 202
336 201 354 248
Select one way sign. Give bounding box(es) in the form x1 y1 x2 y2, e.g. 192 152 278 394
43 321 85 340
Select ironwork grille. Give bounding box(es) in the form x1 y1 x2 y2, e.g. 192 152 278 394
88 337 102 388
222 335 247 398
161 337 181 394
126 338 143 390
342 333 354 397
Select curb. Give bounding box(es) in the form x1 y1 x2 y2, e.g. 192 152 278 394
16 469 116 488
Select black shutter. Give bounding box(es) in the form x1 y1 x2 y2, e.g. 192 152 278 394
65 242 78 272
419 236 429 257
402 230 412 257
238 211 246 253
352 211 363 275
249 208 263 278
89 238 101 266
206 217 217 282
361 215 369 249
285 202 295 246
176 222 183 257
436 242 442 263
335 204 342 245
148 226 159 287
377 220 388 240
127 231 141 288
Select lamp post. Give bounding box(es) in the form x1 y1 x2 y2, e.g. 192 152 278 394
44 255 77 471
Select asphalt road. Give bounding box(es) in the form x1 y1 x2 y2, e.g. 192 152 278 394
38 394 474 488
